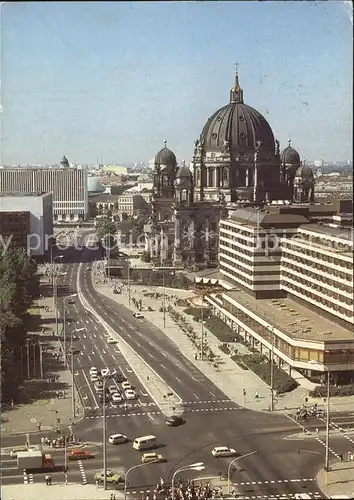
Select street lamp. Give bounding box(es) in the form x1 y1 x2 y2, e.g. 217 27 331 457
152 267 166 328
227 450 257 493
63 293 78 363
102 370 117 490
308 360 331 484
270 327 275 412
52 254 64 337
71 327 85 418
124 462 157 500
171 463 205 500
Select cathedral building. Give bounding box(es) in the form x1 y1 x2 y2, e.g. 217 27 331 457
146 70 314 270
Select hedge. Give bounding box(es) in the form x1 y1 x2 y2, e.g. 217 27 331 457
231 353 298 393
309 383 354 398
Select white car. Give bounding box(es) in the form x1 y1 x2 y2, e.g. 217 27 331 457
112 392 123 403
125 389 136 400
121 381 131 390
109 434 127 445
107 337 117 344
90 374 99 383
212 446 237 457
89 367 98 376
133 312 144 319
101 368 110 377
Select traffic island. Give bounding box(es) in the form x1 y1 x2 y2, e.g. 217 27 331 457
316 460 354 498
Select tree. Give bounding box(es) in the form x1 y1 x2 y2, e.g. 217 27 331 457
0 246 38 402
96 217 117 252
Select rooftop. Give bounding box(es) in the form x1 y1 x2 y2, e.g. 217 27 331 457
224 289 353 343
0 191 50 197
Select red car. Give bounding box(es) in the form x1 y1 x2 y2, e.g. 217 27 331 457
67 449 95 460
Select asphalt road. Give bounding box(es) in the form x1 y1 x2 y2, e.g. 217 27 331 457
2 240 353 499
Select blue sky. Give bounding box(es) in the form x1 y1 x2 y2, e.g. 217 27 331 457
1 1 352 165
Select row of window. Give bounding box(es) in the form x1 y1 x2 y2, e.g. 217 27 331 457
282 250 352 279
286 240 353 267
283 278 352 317
220 247 279 269
281 263 353 295
297 231 352 253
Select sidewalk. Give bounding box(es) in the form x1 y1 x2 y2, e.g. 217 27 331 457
317 461 354 499
1 483 123 500
92 268 354 414
1 276 83 436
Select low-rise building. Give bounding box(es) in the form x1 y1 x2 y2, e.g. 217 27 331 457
0 192 54 258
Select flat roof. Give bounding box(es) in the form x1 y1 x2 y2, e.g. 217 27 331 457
223 289 353 343
0 191 50 197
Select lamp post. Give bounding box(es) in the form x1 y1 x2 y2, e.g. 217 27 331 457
162 266 166 328
124 462 156 500
227 450 257 493
171 463 205 500
49 242 57 285
63 294 78 364
127 261 131 306
200 295 205 360
102 371 117 490
52 255 63 337
324 366 330 485
270 327 275 412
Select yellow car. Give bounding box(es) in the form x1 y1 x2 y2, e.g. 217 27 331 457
141 452 166 464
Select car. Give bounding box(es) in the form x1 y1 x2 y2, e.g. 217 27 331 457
108 434 128 445
101 368 110 377
121 381 131 390
69 346 80 354
90 374 99 383
112 392 123 403
89 367 98 375
125 389 136 400
211 446 237 457
133 312 144 319
113 371 126 383
68 449 95 460
141 452 166 464
107 337 117 344
108 385 118 395
94 381 103 392
93 470 122 484
67 299 75 305
166 415 184 426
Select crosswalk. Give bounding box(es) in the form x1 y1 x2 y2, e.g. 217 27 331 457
85 406 240 419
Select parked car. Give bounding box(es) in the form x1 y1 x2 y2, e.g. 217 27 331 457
133 312 144 319
121 381 131 390
101 368 110 377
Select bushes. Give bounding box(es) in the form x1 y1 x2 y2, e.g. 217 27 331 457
309 384 354 398
219 343 231 355
230 353 298 393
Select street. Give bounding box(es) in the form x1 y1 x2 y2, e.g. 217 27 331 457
2 239 354 499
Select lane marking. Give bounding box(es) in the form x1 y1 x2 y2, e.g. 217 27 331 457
193 393 200 400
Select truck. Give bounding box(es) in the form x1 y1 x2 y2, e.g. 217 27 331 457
17 449 55 472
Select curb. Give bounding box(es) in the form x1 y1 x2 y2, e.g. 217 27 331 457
1 414 86 437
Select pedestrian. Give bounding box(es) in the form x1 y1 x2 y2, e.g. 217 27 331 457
38 422 41 431
339 453 343 462
255 391 259 399
45 474 49 485
315 427 319 435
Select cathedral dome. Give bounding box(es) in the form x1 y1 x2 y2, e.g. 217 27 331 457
281 140 300 166
295 164 314 179
154 142 177 167
176 164 192 179
199 72 275 155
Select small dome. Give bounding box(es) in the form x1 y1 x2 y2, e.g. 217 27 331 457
281 140 300 165
295 165 314 179
176 164 192 179
154 142 177 167
60 155 70 168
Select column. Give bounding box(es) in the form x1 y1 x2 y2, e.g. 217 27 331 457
215 168 220 188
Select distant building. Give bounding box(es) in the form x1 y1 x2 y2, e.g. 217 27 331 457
0 191 54 258
0 160 88 222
